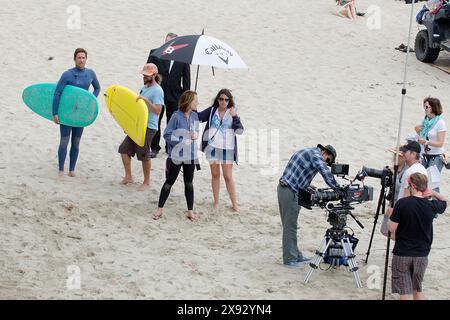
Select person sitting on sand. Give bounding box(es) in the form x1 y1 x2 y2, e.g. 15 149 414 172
336 0 357 19
118 63 164 191
52 48 100 178
153 90 200 222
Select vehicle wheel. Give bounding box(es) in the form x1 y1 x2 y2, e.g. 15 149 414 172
415 30 440 62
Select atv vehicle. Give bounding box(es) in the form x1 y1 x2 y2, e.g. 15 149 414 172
415 1 450 62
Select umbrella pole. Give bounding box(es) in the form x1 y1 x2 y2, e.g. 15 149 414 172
194 65 200 91
194 28 205 92
381 0 416 300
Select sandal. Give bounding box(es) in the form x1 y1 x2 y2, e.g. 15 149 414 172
186 212 198 222
152 209 163 220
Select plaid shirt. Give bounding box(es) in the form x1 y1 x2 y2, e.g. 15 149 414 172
280 147 339 193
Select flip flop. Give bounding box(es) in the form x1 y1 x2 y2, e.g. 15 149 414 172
186 213 198 222
152 211 163 220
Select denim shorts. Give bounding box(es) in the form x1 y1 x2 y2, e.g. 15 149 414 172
422 154 444 191
206 147 234 164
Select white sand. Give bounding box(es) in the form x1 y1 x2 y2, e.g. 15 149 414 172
1 0 449 299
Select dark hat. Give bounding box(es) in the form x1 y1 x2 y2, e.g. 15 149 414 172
403 140 421 154
317 144 337 164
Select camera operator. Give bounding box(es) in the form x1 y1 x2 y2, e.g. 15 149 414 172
278 144 339 268
388 172 447 300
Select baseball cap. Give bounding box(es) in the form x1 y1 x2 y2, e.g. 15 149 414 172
140 63 158 76
403 140 421 154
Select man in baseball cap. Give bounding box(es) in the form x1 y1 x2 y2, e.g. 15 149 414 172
396 140 428 200
118 63 164 191
140 63 159 77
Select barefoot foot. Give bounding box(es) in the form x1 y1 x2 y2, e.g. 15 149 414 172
138 183 150 191
58 171 64 178
68 171 76 178
121 177 134 185
231 204 240 212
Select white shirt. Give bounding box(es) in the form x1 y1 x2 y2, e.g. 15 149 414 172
397 162 428 199
423 118 447 155
209 109 235 150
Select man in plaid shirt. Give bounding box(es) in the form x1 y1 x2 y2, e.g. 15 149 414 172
278 144 339 268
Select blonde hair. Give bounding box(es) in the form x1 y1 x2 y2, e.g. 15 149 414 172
409 172 428 192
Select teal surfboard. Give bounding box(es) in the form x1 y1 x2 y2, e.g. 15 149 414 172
22 83 99 127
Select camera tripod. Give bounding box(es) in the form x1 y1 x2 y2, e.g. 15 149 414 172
365 179 392 264
304 227 362 288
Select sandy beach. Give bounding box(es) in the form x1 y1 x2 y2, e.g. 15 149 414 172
1 0 449 299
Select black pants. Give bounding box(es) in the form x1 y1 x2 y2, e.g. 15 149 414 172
151 103 178 153
158 159 195 210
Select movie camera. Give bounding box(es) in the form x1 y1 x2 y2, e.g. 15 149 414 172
301 163 374 288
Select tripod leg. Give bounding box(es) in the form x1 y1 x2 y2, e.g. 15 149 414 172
342 237 363 288
304 237 332 284
365 186 386 264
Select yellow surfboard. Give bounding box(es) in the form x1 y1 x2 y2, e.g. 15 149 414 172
105 85 148 147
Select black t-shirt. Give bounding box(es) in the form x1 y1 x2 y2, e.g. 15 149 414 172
390 196 446 257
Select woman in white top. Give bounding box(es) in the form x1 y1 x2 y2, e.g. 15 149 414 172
415 97 447 192
198 89 244 212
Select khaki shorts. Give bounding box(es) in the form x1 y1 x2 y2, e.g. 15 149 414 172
391 255 428 295
118 128 156 161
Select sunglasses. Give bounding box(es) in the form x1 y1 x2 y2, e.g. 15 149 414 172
218 97 229 102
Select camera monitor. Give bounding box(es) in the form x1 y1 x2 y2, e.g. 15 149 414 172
331 163 349 177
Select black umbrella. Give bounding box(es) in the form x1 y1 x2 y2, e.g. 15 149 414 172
150 33 248 90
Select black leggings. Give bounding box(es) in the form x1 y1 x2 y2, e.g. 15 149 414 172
158 159 196 210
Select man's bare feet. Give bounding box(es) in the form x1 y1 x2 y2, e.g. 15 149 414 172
58 171 64 178
121 176 134 185
186 211 198 222
153 208 163 220
138 183 150 191
231 205 240 213
213 202 219 210
68 171 76 177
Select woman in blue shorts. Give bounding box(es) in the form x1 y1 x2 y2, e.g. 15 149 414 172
198 89 244 212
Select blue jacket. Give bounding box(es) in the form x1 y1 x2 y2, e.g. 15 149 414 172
164 110 199 162
197 106 244 164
